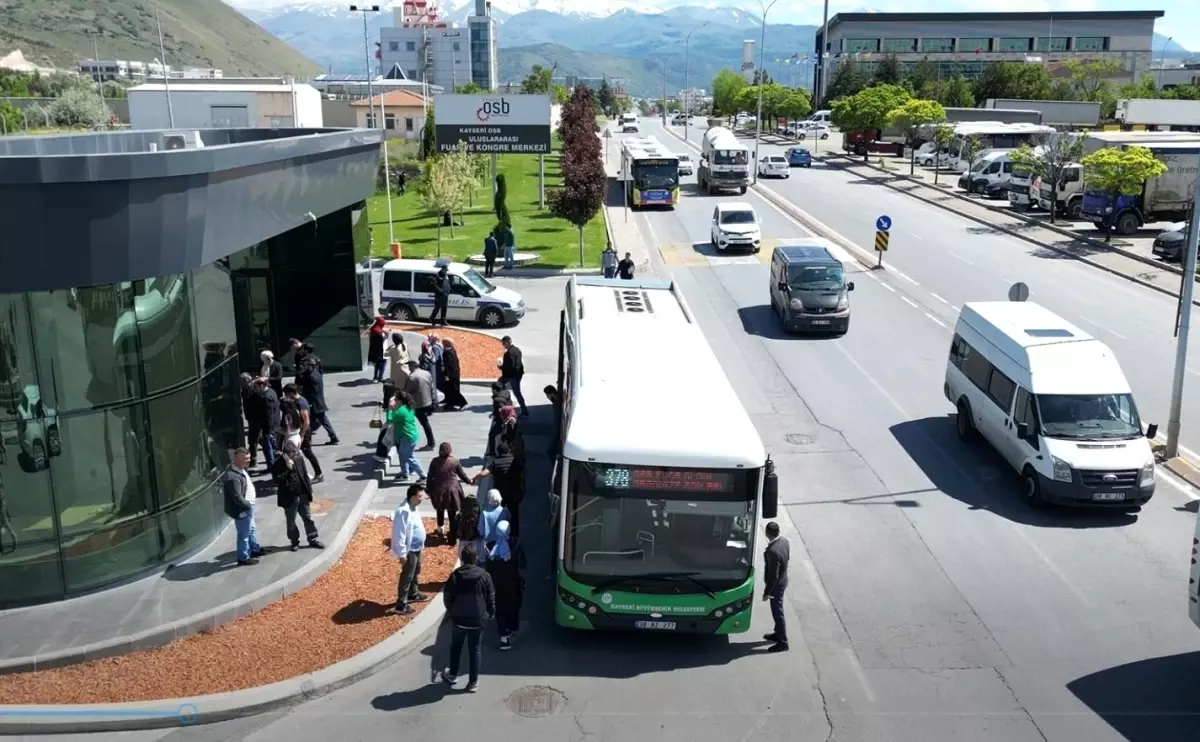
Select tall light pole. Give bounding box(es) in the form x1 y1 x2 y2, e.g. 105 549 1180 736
90 32 104 108
350 4 393 246
817 0 830 107
1156 36 1174 89
153 2 174 128
752 0 780 185
683 22 708 143
1165 183 1200 458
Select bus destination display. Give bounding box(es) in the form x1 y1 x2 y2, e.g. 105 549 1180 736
595 466 735 493
636 158 674 166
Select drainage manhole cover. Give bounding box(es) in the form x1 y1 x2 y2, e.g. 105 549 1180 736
785 433 816 446
310 499 336 515
505 686 567 718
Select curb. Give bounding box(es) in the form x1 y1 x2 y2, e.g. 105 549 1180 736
1165 457 1200 490
389 322 505 342
0 572 448 734
812 151 1200 307
0 481 381 675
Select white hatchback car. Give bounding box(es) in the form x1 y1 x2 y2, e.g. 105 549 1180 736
757 155 790 179
795 123 831 140
677 153 694 176
710 202 762 252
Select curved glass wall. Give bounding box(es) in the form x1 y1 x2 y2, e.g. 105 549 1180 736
0 262 242 606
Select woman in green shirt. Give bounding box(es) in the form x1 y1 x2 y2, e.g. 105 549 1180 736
387 391 427 483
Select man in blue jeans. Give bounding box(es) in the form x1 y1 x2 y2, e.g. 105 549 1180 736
224 447 266 566
762 521 790 653
441 544 495 692
498 336 528 417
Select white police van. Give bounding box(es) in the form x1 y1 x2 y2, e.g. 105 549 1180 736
380 258 526 328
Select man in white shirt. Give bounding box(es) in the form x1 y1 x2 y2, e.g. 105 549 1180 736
390 483 429 615
223 447 265 566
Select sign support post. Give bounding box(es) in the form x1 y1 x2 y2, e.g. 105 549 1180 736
538 154 545 209
873 214 892 270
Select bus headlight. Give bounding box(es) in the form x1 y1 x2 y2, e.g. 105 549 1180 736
558 588 601 616
709 597 752 619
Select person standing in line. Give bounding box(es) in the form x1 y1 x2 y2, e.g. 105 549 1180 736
762 521 790 653
250 378 281 468
476 441 524 539
439 544 494 692
430 265 451 327
488 405 524 460
297 350 340 445
440 338 469 410
498 336 528 417
544 384 562 460
428 334 445 406
271 440 325 552
386 391 427 484
486 520 523 651
490 381 513 419
456 491 482 559
224 447 266 566
242 373 261 465
498 222 516 270
617 252 636 280
601 243 618 279
288 338 308 376
260 350 284 398
283 384 323 483
367 317 388 382
404 359 437 450
390 483 429 616
482 231 499 278
384 332 411 408
426 441 475 543
478 488 510 566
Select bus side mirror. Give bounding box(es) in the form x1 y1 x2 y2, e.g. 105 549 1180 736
762 458 779 520
847 282 855 291
1146 423 1158 440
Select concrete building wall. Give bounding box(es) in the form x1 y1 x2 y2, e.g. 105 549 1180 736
378 27 468 90
128 88 324 130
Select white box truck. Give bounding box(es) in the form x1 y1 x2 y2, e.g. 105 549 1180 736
1080 142 1200 234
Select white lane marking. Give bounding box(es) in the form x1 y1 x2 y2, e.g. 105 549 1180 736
801 559 832 607
844 648 877 704
950 253 974 266
879 282 896 293
951 305 960 312
1009 526 1091 607
1158 466 1200 501
929 292 949 305
897 273 920 286
924 312 947 328
901 296 919 309
1078 316 1128 340
1189 367 1200 377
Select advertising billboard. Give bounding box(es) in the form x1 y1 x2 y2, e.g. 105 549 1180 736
433 94 552 154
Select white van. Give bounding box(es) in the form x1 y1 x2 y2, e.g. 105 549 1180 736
619 114 639 133
944 301 1157 508
710 201 762 252
957 150 1016 198
808 110 831 125
380 258 525 328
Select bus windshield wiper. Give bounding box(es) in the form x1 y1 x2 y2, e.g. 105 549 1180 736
590 572 716 598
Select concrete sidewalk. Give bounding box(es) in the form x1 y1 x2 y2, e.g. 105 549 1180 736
599 129 653 273
0 368 390 673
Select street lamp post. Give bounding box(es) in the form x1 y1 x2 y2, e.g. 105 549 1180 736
153 2 174 128
1165 182 1200 458
752 0 781 185
683 22 708 143
1156 36 1174 89
350 4 393 246
91 32 104 109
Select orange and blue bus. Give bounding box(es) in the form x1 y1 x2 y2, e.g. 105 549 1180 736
620 136 680 208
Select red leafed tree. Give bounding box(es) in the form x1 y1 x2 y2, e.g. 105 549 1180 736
550 85 607 267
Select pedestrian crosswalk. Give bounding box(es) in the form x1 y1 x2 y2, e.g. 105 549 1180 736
658 238 790 268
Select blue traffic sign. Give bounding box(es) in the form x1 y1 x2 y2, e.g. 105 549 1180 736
876 215 892 231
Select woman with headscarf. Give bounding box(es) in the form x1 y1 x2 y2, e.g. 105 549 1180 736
487 405 523 459
367 316 388 382
384 332 411 408
419 341 436 374
457 490 482 559
441 337 469 411
271 440 324 551
427 441 474 542
486 520 523 651
428 334 445 395
478 489 510 564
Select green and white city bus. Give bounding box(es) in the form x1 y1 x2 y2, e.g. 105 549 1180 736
552 276 778 634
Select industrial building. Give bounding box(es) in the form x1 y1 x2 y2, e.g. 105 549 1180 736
128 79 323 130
79 59 223 82
377 0 497 92
0 126 381 606
815 11 1164 103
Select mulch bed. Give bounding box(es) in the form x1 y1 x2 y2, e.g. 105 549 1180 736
0 518 456 705
388 322 506 379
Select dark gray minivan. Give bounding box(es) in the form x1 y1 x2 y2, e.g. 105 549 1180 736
769 242 854 334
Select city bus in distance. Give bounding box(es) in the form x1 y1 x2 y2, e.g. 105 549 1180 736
620 136 680 208
552 276 778 634
945 122 1055 172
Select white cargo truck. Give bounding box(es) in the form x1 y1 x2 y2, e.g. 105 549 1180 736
1115 99 1200 130
1080 142 1200 234
698 126 750 195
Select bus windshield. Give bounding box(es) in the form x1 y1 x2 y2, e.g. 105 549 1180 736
632 161 679 189
564 462 756 592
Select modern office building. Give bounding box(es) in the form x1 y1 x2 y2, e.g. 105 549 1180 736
814 11 1165 103
0 127 381 607
377 0 497 92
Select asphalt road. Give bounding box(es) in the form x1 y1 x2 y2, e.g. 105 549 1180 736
21 122 1200 742
663 118 1200 460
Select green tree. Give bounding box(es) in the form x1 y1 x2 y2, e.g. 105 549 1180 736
905 58 940 95
420 106 436 160
973 62 1053 102
553 84 570 105
710 68 745 117
549 85 606 267
455 82 484 94
887 98 947 175
942 76 975 107
1163 84 1200 100
0 70 33 97
931 123 954 186
734 85 758 115
494 172 511 228
1119 74 1159 101
831 84 911 161
824 61 870 102
1081 146 1168 240
47 89 110 129
872 55 903 86
418 147 471 255
1064 58 1123 100
1007 133 1086 220
597 78 616 116
522 64 554 94
777 89 813 120
0 101 23 135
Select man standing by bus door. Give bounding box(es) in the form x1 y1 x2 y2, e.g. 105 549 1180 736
762 521 790 653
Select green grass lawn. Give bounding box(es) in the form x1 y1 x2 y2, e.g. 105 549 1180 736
368 146 608 269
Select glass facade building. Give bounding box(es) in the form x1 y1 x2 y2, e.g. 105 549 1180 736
0 127 380 606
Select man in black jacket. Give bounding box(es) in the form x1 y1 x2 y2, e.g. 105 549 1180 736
297 352 340 445
498 336 528 417
440 544 495 692
430 265 451 326
762 521 790 653
249 378 281 468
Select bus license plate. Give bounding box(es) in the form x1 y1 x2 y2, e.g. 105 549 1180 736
1092 492 1125 502
634 620 676 630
